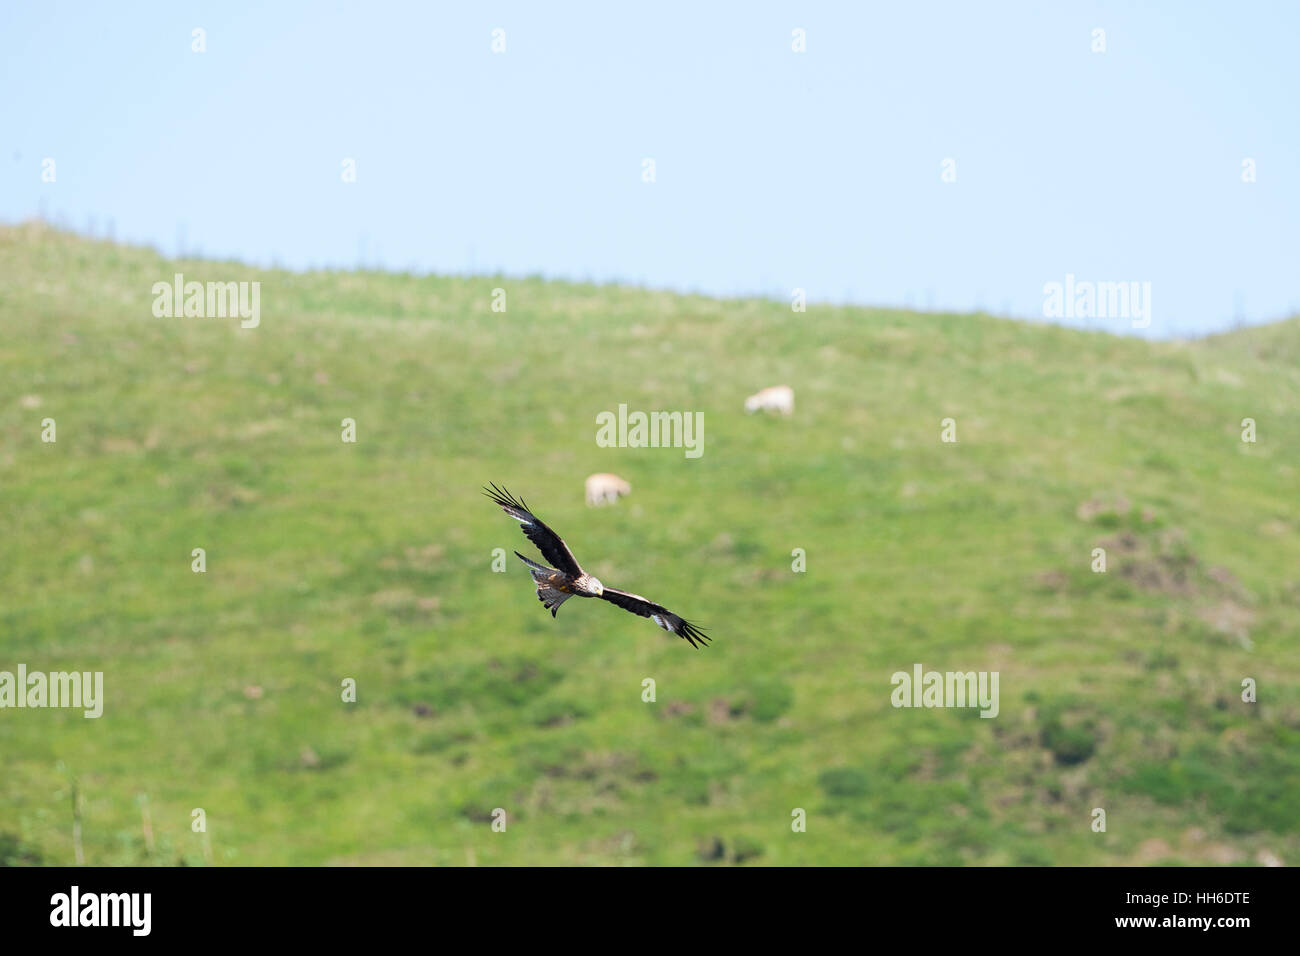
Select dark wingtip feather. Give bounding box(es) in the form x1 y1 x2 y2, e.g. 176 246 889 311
483 482 527 513
679 620 711 648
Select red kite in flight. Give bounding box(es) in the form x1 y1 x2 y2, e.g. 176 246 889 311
484 483 711 648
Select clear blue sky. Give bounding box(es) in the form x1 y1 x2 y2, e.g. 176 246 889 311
3 1 1297 337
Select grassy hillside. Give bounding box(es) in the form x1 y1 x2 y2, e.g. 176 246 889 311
1 221 1297 865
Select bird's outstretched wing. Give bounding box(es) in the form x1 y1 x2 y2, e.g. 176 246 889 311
482 483 583 577
599 587 711 648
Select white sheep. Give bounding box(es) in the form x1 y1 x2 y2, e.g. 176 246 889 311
585 472 632 507
744 385 794 416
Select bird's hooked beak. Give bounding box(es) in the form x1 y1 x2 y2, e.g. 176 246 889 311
591 578 605 596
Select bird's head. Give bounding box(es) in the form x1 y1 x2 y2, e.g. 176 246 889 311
588 576 605 596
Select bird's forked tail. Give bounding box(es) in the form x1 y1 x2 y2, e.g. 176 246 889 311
514 551 572 618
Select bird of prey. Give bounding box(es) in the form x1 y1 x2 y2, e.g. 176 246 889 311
483 483 710 648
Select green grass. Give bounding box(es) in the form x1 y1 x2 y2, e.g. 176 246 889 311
1 220 1298 865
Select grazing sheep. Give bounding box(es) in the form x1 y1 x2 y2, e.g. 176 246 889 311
585 472 631 507
744 385 794 416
